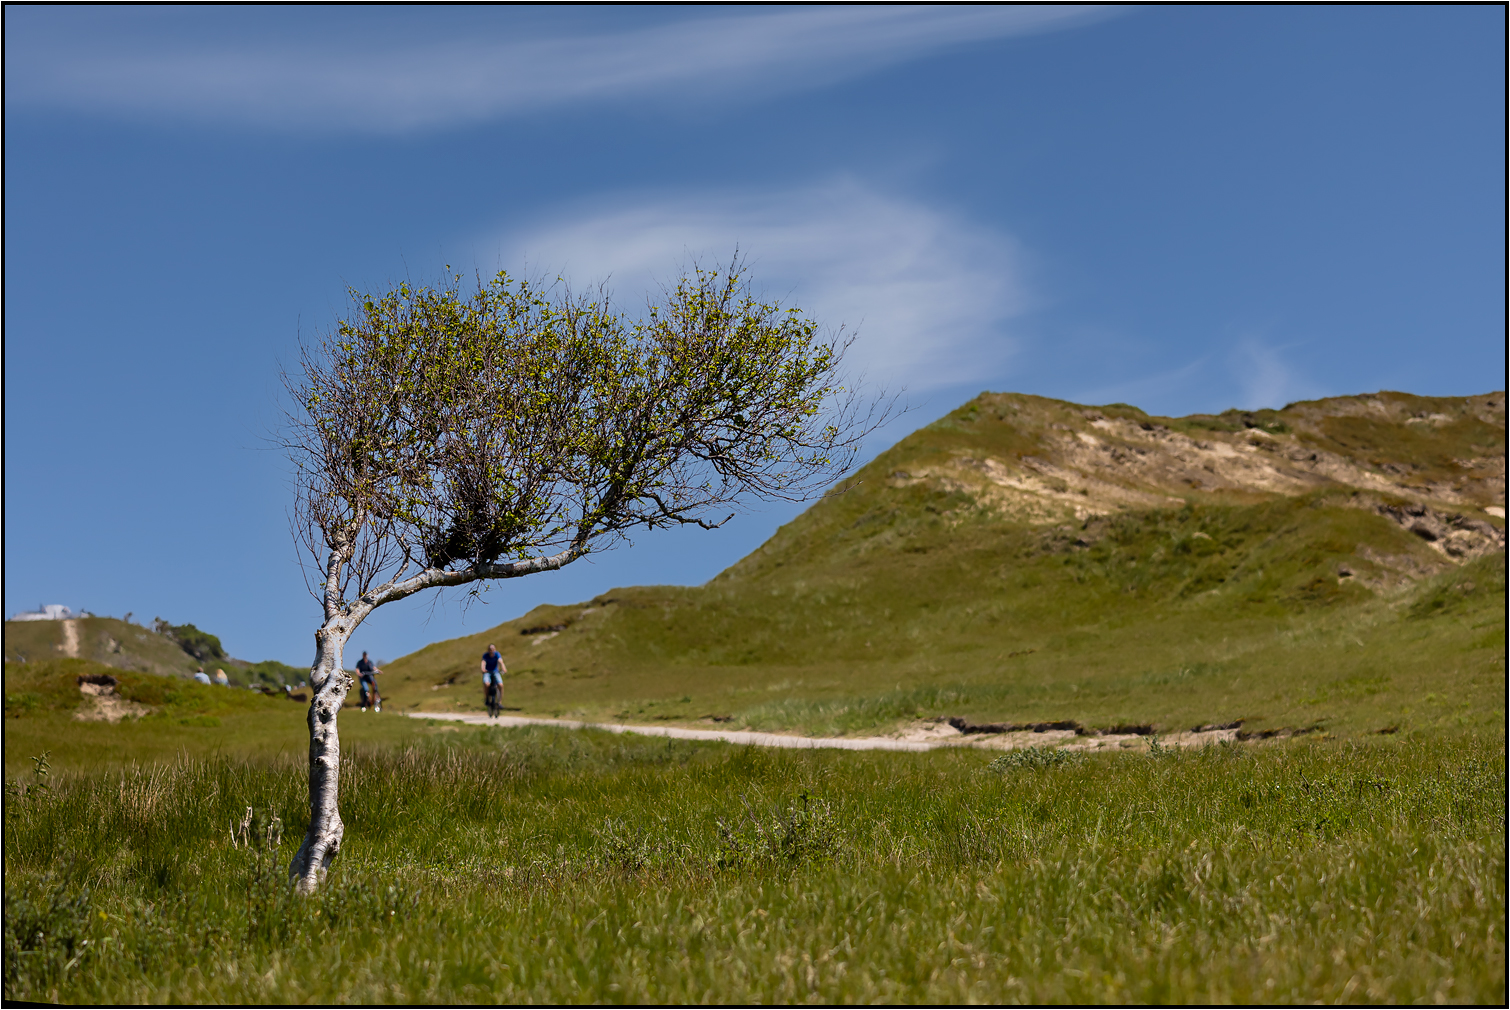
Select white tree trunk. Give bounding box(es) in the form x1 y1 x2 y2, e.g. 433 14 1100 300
288 623 350 893
282 547 582 894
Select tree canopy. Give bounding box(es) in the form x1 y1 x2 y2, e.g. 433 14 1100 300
287 259 869 617
281 257 878 890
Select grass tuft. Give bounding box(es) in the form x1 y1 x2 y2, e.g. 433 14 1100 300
989 746 1078 770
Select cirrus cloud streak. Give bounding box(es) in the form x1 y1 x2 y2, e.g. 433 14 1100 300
7 6 1113 131
492 179 1030 392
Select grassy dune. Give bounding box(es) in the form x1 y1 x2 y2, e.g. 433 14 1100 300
379 391 1503 738
2 618 201 677
384 500 1503 739
4 727 1502 1003
3 617 311 693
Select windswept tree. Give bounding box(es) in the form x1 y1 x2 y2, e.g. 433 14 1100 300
282 259 877 891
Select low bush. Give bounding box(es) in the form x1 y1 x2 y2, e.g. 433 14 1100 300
988 746 1078 770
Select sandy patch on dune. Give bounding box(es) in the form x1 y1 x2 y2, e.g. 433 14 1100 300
73 679 150 722
892 407 1504 540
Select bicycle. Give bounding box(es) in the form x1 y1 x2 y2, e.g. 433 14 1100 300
485 680 502 718
360 675 383 713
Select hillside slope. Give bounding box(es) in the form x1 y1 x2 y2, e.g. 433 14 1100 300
2 617 201 677
380 390 1505 737
2 617 308 688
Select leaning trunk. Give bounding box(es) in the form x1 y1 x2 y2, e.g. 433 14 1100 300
289 623 350 893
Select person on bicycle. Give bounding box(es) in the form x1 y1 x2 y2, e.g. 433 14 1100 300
481 644 506 715
356 651 381 712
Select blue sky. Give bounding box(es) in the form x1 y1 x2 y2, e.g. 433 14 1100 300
5 5 1504 667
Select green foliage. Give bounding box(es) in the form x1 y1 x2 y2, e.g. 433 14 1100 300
237 659 307 687
988 746 1078 770
3 872 93 1001
5 752 54 802
291 256 864 607
153 620 226 662
29 753 51 790
715 790 843 868
2 692 43 717
1 728 1502 1002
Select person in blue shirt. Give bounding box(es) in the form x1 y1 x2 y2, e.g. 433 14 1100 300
481 644 506 714
356 652 381 712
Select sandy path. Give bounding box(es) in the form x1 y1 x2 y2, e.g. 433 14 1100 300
406 711 937 751
404 711 1242 753
61 620 80 658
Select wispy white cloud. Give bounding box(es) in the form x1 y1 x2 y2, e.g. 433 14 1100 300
7 6 1112 131
1068 352 1215 412
1230 337 1318 410
1066 334 1322 417
491 179 1029 391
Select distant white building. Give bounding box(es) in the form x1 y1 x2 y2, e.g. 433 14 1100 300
10 604 79 622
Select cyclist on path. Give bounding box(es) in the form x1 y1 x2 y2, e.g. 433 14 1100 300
481 644 506 715
356 651 381 712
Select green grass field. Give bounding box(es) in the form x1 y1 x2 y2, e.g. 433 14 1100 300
4 389 1502 1003
4 726 1503 1003
1 659 418 779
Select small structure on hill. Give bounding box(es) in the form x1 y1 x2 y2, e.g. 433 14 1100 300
11 604 80 622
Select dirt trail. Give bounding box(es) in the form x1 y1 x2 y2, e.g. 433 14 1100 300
61 620 80 658
405 711 1241 752
407 711 937 751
